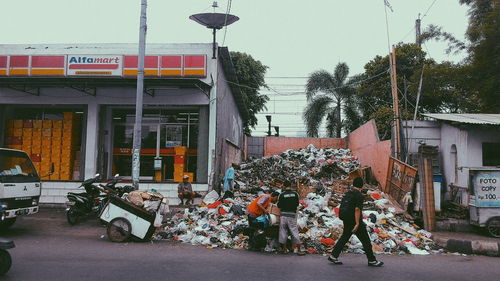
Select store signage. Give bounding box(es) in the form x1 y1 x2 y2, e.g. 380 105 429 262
472 170 500 207
67 55 122 76
0 54 206 78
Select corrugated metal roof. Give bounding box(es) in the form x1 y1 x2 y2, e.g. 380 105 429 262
423 114 500 125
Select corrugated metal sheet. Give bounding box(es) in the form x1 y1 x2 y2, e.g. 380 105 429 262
423 114 500 125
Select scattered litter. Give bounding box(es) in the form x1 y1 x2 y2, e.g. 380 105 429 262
155 145 441 255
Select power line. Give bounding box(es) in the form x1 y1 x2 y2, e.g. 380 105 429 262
421 0 438 20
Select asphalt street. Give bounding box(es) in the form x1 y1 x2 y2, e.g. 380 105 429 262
1 207 499 281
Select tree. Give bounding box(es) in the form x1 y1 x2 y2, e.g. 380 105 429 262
303 62 361 138
230 51 270 135
421 0 500 112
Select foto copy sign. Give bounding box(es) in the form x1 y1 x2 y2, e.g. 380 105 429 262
67 55 122 76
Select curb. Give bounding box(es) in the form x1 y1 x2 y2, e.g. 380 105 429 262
433 236 500 257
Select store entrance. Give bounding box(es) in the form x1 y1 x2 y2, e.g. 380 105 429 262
110 108 199 182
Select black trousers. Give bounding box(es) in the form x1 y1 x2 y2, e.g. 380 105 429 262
330 222 376 262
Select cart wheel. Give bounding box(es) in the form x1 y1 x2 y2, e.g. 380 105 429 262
486 217 500 238
0 249 12 276
107 217 132 242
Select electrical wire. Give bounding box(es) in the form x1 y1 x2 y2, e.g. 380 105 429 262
221 0 233 47
421 0 438 20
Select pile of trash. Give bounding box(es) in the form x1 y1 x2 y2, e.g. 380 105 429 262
236 145 361 190
155 145 439 255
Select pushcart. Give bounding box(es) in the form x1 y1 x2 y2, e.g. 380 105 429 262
468 168 500 237
99 194 168 242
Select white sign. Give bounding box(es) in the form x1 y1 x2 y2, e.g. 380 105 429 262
67 55 122 76
473 171 500 207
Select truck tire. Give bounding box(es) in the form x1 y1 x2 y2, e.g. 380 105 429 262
0 218 16 231
0 249 12 275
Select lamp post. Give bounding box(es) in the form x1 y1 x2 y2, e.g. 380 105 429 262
274 126 280 137
131 0 147 190
265 115 272 136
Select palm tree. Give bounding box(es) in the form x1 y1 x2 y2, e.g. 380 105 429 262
303 62 360 138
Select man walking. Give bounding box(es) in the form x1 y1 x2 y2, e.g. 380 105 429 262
328 177 384 267
277 180 306 255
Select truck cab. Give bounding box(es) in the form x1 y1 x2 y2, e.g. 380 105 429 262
0 148 41 229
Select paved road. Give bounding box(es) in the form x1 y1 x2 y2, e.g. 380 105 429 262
1 208 499 281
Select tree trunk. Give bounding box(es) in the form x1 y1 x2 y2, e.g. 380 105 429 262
336 102 342 138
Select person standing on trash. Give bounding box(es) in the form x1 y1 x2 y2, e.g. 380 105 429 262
277 180 306 256
223 163 237 194
177 175 194 205
246 191 279 250
328 177 384 267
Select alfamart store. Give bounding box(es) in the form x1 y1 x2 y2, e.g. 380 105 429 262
0 43 247 204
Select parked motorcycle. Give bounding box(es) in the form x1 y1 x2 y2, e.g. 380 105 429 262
65 174 103 225
99 174 135 198
0 238 14 275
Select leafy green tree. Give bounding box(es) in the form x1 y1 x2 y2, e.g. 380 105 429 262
230 51 270 135
421 0 500 112
303 62 361 138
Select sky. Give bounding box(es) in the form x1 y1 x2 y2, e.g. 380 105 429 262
0 0 470 137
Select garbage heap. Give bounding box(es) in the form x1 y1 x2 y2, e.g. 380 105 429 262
156 145 438 255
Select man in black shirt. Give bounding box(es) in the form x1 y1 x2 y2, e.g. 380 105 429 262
277 180 305 255
328 177 384 267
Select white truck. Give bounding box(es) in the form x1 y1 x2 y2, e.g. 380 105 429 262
0 148 42 230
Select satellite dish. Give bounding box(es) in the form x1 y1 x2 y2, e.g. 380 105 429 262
189 12 239 58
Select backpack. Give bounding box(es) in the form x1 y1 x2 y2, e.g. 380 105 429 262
338 191 355 221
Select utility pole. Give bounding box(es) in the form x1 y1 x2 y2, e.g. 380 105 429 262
389 46 401 160
415 15 422 47
132 0 147 189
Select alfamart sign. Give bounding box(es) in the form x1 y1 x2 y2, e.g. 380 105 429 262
0 54 206 77
68 55 122 76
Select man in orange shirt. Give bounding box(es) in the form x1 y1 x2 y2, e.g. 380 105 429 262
246 191 279 250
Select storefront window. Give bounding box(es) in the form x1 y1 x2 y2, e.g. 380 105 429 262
111 108 199 182
1 106 85 181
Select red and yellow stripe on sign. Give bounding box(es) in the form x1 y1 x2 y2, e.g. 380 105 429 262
9 55 29 76
123 55 159 77
0 56 7 76
30 55 65 76
160 55 182 77
183 55 206 77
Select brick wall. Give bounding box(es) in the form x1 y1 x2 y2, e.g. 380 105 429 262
263 137 346 157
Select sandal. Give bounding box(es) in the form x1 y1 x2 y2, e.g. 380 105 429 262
328 255 343 265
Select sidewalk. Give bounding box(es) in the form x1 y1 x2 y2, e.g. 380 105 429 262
432 219 500 257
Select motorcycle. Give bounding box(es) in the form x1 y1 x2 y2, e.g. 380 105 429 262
99 174 135 198
65 174 103 225
0 238 14 275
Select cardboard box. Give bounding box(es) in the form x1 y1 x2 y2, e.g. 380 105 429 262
23 128 33 136
174 146 187 155
13 120 23 128
42 120 53 128
267 203 281 216
63 112 75 121
31 145 41 154
13 128 23 137
33 120 43 129
52 120 63 129
23 120 33 128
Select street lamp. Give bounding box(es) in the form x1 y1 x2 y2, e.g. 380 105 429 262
274 126 280 137
189 2 239 59
131 0 148 189
265 115 272 136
